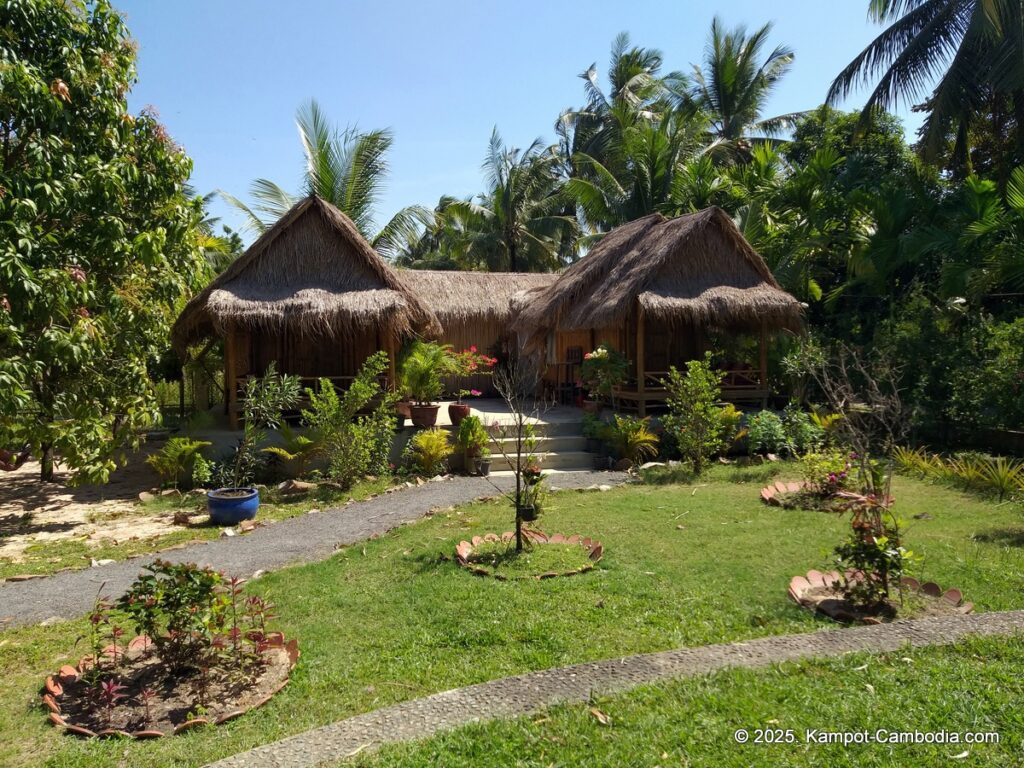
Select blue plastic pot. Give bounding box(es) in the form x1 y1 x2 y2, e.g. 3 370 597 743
207 487 260 526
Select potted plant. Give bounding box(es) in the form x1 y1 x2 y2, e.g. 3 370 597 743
398 341 450 427
455 414 489 474
517 463 544 522
580 344 629 411
447 347 496 425
448 389 480 426
476 447 492 476
208 363 300 525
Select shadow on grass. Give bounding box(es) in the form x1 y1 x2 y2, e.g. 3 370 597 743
972 527 1024 547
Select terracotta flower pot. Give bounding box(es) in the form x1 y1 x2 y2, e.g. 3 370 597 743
448 403 471 425
410 404 440 427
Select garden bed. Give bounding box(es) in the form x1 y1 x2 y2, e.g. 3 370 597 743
44 634 298 738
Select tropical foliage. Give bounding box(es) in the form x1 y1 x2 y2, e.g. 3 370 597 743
0 0 208 482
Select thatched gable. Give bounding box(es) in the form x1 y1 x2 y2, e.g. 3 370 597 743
172 196 441 354
399 270 557 325
515 207 802 345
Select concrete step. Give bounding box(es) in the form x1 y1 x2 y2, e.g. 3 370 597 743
489 435 586 453
491 451 596 472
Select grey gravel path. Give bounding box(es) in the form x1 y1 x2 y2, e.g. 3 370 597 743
208 610 1024 768
0 471 625 630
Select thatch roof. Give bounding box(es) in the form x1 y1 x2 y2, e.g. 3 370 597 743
172 196 441 354
399 270 556 325
515 207 803 346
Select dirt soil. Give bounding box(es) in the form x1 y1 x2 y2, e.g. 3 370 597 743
802 585 966 623
0 447 186 562
56 643 291 735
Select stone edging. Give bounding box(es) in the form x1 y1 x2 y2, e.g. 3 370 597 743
205 610 1024 768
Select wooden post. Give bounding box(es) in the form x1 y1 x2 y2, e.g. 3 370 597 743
386 330 398 392
759 322 769 408
225 325 238 430
636 307 646 417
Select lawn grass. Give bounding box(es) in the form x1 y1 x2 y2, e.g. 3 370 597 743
465 539 596 578
0 476 396 581
0 466 1022 766
352 634 1024 767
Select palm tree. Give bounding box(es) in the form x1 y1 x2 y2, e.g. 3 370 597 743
682 17 802 157
827 0 1024 174
223 99 429 258
449 130 576 272
566 110 722 232
558 33 679 178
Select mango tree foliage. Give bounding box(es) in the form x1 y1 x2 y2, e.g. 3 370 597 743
0 0 206 482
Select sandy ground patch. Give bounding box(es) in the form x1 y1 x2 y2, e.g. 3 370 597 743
0 447 189 562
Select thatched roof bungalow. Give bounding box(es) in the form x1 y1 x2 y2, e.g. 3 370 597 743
515 207 803 413
172 196 441 425
173 196 801 423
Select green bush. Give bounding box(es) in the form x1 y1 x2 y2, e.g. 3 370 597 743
949 317 1024 431
782 403 825 455
606 415 659 464
398 341 453 404
455 415 489 459
145 437 211 490
662 353 731 474
746 410 786 455
800 450 852 495
303 352 397 490
407 428 451 476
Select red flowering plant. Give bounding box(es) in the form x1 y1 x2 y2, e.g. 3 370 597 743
448 346 497 403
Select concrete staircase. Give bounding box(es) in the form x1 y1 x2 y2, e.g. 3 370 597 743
488 418 595 473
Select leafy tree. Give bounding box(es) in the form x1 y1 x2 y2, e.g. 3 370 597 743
0 0 207 481
662 353 731 474
224 99 429 258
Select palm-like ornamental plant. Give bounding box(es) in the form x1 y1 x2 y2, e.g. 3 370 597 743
223 99 429 258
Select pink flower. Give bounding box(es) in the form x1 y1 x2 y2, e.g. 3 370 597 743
470 389 482 397
469 345 477 353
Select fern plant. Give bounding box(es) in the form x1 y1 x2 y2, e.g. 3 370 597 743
261 424 321 478
146 438 212 490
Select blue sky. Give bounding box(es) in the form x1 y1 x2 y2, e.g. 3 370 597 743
119 1 921 241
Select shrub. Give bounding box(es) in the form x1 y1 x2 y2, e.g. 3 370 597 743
580 344 629 399
782 403 825 455
145 438 211 490
118 560 227 671
302 352 397 490
746 410 786 455
191 454 214 488
455 415 489 460
260 424 321 478
398 341 453 404
606 415 659 464
833 493 917 607
227 362 301 487
801 450 853 495
407 428 450 476
662 353 729 474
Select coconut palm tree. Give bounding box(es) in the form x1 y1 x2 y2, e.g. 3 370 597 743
827 0 1024 173
223 99 429 258
681 17 802 157
448 130 577 272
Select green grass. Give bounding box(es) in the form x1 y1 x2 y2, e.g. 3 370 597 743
0 477 395 581
1 466 1022 766
466 540 595 578
352 634 1024 767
